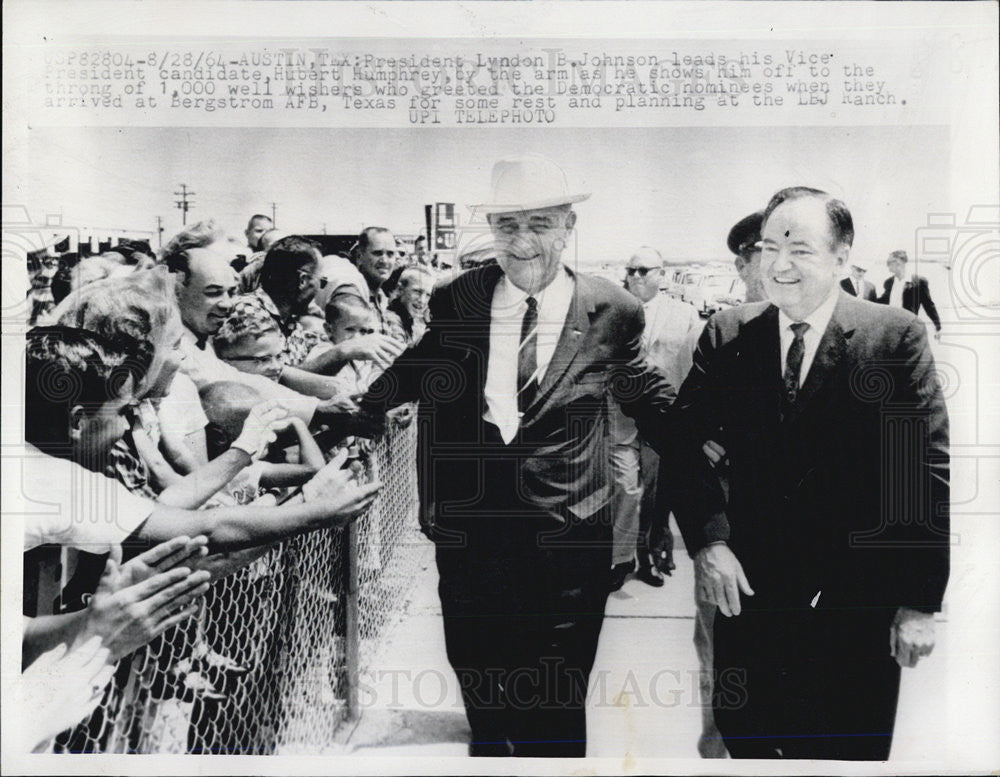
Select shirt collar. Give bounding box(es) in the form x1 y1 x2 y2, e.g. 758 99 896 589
181 324 208 351
778 285 840 335
498 264 572 306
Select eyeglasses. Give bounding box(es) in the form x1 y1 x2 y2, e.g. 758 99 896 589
626 267 659 277
225 353 283 365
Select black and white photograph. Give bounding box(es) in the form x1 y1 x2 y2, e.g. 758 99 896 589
2 2 998 774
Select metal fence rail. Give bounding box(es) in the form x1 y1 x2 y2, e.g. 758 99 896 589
52 416 425 754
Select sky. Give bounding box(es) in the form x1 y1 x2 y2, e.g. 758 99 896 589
21 124 948 267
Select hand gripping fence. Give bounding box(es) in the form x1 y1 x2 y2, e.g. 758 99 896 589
43 411 425 754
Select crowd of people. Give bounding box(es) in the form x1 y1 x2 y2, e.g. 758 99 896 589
19 153 948 760
18 219 434 751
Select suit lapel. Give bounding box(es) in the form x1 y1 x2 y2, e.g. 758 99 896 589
448 263 502 394
537 270 593 397
748 304 784 429
783 295 854 425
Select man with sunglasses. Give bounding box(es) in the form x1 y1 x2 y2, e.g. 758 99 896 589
611 247 702 589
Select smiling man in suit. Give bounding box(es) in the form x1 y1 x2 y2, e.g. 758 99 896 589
840 258 877 301
360 154 676 757
878 249 943 339
668 187 950 760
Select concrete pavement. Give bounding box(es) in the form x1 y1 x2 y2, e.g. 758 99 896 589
344 536 949 761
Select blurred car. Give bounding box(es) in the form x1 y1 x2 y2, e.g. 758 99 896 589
678 269 706 302
684 272 743 316
662 267 691 297
714 277 747 312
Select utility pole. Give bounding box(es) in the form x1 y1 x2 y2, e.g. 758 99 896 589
155 216 164 248
174 184 195 225
269 201 277 227
322 222 327 235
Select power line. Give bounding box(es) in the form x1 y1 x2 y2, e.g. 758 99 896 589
175 184 195 225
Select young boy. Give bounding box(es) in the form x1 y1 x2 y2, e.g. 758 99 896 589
213 299 286 382
198 381 325 505
312 291 380 398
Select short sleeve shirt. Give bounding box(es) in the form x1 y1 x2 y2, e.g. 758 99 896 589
12 445 155 552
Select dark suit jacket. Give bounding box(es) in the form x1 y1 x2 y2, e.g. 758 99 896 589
362 262 676 541
840 276 877 301
878 274 942 331
668 293 949 613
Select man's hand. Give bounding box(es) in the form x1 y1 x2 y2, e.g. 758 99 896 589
694 542 754 617
319 399 386 438
335 334 406 368
387 403 415 429
231 401 288 459
118 535 209 588
301 449 382 527
20 636 116 751
80 558 212 661
316 393 360 415
934 330 942 342
890 607 936 668
702 439 728 468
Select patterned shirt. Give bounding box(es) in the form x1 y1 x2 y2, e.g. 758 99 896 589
251 288 330 368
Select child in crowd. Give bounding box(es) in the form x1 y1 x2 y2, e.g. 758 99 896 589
213 298 287 382
312 291 380 399
293 313 329 362
199 381 325 506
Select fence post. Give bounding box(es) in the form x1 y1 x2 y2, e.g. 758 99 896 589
344 519 360 721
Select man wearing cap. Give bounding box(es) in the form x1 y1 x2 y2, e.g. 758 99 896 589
360 154 676 757
878 249 942 339
666 187 949 759
728 211 767 304
841 259 877 301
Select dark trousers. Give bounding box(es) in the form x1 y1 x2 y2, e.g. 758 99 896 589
712 602 901 760
636 442 674 570
433 429 611 757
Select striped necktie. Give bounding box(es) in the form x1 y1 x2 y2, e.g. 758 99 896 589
783 322 810 404
517 296 539 415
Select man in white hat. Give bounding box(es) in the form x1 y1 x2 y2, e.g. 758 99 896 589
359 153 677 757
840 257 877 301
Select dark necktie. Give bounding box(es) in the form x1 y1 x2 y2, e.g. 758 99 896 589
783 322 810 404
517 296 539 415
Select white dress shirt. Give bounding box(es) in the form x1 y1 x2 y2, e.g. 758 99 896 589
888 275 906 308
484 267 575 444
777 287 840 388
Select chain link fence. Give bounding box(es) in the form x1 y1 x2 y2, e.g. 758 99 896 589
47 412 426 754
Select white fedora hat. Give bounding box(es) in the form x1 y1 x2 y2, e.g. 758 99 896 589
473 153 590 214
